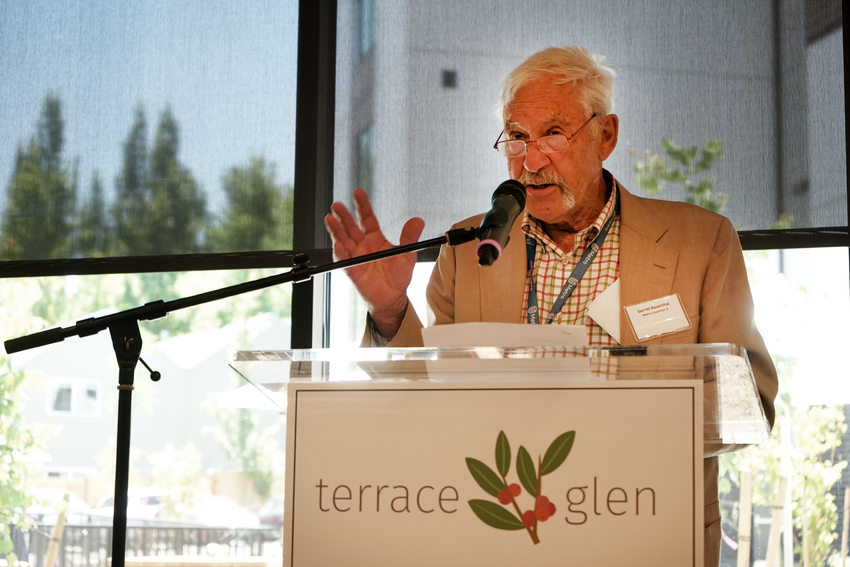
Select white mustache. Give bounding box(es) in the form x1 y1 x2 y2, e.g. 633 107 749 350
519 170 566 188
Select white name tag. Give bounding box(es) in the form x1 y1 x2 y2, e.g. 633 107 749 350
624 294 691 341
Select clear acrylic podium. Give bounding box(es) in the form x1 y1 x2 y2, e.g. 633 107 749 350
230 343 768 566
230 342 769 453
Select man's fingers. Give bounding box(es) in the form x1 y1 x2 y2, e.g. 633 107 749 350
329 201 365 242
353 188 382 234
326 211 364 260
324 211 351 245
331 239 351 261
399 217 426 246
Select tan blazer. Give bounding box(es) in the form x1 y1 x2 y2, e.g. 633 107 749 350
371 179 778 566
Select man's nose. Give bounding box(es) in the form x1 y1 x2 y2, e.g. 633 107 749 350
523 142 550 173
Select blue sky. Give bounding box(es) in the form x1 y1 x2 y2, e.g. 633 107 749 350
0 0 298 214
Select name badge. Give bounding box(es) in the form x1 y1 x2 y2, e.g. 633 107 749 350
624 294 691 341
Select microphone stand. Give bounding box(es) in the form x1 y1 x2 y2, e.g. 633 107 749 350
4 226 477 567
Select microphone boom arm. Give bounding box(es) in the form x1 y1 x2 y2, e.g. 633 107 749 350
5 226 477 354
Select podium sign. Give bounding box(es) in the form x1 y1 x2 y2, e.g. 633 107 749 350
283 380 703 566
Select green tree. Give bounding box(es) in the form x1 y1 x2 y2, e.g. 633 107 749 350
146 443 206 519
722 390 846 565
76 170 110 256
0 279 47 560
0 358 37 559
204 157 294 329
212 157 293 251
2 143 44 258
145 107 208 255
34 94 76 257
632 138 727 212
1 94 77 259
203 401 283 498
632 138 792 228
111 106 149 256
111 106 208 256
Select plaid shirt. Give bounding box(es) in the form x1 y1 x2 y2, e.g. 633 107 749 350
521 186 620 346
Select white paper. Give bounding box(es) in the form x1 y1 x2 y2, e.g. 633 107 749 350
587 278 621 343
421 321 587 347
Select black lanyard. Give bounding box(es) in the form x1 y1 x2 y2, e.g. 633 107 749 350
526 194 617 325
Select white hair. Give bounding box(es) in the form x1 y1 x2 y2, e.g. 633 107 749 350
500 46 616 122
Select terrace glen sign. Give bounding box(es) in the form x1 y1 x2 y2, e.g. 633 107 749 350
284 380 703 566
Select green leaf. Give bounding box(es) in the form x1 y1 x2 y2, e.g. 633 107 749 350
662 170 687 184
466 458 506 497
468 499 525 530
517 446 538 497
541 431 576 475
705 139 723 156
495 431 510 477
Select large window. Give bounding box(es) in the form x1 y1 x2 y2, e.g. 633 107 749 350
0 1 299 560
1 1 847 565
0 1 298 260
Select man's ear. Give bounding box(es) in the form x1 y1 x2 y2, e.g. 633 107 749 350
598 113 619 161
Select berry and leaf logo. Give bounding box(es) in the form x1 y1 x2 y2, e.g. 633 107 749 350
466 430 575 544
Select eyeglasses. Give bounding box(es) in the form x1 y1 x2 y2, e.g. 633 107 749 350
493 113 598 157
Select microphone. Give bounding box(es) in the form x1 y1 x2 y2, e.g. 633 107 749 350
476 179 526 266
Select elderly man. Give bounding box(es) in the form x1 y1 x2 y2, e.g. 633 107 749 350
325 46 777 566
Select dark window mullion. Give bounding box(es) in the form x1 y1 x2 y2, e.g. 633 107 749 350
291 0 337 348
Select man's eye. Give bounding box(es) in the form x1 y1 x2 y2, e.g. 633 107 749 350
508 133 527 140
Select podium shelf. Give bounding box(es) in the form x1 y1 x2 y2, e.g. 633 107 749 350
230 343 769 446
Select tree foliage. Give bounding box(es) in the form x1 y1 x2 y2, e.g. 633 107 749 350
721 390 846 565
1 94 77 259
144 107 208 255
76 171 109 256
111 106 208 256
0 279 46 558
0 358 37 557
212 157 293 251
2 94 293 261
111 106 150 256
632 137 727 213
632 137 793 228
202 401 283 499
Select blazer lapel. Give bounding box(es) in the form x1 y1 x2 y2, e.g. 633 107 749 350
618 188 679 345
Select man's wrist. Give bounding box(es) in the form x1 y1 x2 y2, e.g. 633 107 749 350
368 297 409 340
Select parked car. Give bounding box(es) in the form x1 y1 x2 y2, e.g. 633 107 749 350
91 487 167 522
185 495 260 528
257 496 284 529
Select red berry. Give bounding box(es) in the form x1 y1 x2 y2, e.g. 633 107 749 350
522 510 536 527
536 495 552 521
548 501 556 515
498 488 512 504
499 483 521 504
